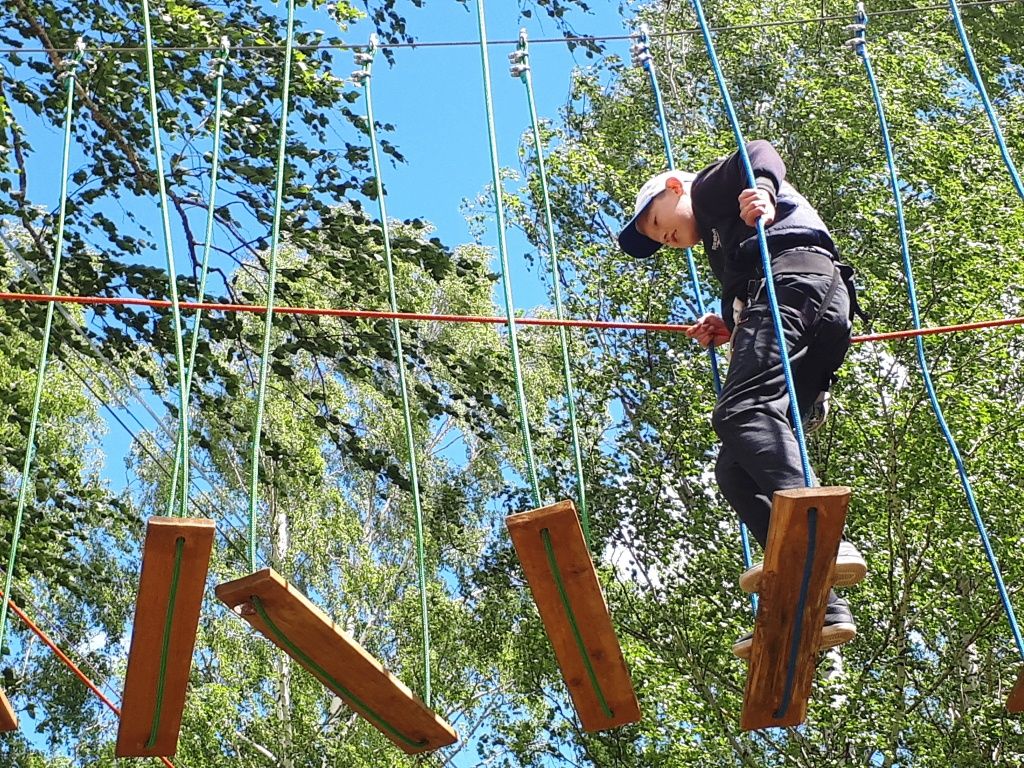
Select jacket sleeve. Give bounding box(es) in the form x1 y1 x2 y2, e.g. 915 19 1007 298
747 139 786 203
696 140 787 218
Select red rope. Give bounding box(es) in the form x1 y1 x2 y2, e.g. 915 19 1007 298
1 591 176 768
1 290 1023 343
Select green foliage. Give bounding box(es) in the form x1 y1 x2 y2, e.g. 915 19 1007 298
3 0 1024 766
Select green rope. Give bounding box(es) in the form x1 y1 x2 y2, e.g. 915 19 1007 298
248 0 297 572
145 536 185 749
511 31 590 542
141 0 190 519
541 528 613 719
475 0 541 507
167 38 231 517
355 38 433 707
249 596 429 750
0 43 84 654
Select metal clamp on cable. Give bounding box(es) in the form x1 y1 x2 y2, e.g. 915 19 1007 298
206 36 230 81
844 3 868 54
510 29 529 78
58 37 89 80
630 23 653 68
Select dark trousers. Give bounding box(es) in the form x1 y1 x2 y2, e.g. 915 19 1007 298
712 270 852 553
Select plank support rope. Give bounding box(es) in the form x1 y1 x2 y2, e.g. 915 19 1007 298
630 22 756 599
354 37 433 706
0 39 86 735
848 1 1024 711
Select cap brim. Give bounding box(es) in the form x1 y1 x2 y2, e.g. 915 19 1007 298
618 214 662 259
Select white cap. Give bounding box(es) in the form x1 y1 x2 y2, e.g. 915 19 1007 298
618 170 694 258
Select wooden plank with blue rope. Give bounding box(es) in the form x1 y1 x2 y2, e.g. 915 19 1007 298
214 568 457 754
741 487 850 731
506 500 641 731
117 516 214 757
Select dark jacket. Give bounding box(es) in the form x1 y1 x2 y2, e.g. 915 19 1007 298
691 140 839 330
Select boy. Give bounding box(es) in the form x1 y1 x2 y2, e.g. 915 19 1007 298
618 140 866 657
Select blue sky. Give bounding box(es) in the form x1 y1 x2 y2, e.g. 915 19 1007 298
339 0 633 307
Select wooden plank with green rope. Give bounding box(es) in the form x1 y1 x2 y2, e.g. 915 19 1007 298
117 517 214 757
215 568 458 754
506 500 641 731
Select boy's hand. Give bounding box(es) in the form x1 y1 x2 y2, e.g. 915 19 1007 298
686 313 731 348
738 188 776 227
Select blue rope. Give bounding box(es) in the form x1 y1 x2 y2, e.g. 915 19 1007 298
686 0 814 487
947 0 1024 203
850 4 1024 661
773 506 817 719
632 26 755 600
633 25 725 395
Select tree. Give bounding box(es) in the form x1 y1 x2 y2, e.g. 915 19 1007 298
492 0 1024 764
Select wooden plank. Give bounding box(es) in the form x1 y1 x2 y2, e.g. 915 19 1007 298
117 517 214 757
741 486 851 731
0 687 16 731
1007 668 1024 712
506 500 641 732
215 568 457 754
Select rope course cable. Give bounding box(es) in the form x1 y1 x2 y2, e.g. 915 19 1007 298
2 289 1024 343
3 0 1020 55
631 25 724 395
688 0 827 719
630 24 756 587
353 35 433 706
247 0 298 572
475 0 542 507
0 39 85 678
688 0 814 489
847 2 1024 661
167 38 231 517
0 591 177 768
509 29 591 542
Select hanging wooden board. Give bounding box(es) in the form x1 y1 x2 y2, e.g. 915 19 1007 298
117 517 215 757
215 568 457 754
741 486 851 731
1007 669 1024 712
0 687 16 731
505 499 641 732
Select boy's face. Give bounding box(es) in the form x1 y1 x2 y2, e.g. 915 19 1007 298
636 180 700 250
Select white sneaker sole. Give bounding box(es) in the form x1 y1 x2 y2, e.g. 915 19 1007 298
732 622 857 660
739 553 867 594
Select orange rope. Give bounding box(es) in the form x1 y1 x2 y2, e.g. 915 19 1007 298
0 591 176 768
1 290 1024 342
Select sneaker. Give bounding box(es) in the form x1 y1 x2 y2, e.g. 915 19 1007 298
732 597 857 660
739 540 866 594
802 391 830 435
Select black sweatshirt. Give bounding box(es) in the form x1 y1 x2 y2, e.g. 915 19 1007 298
691 140 839 330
